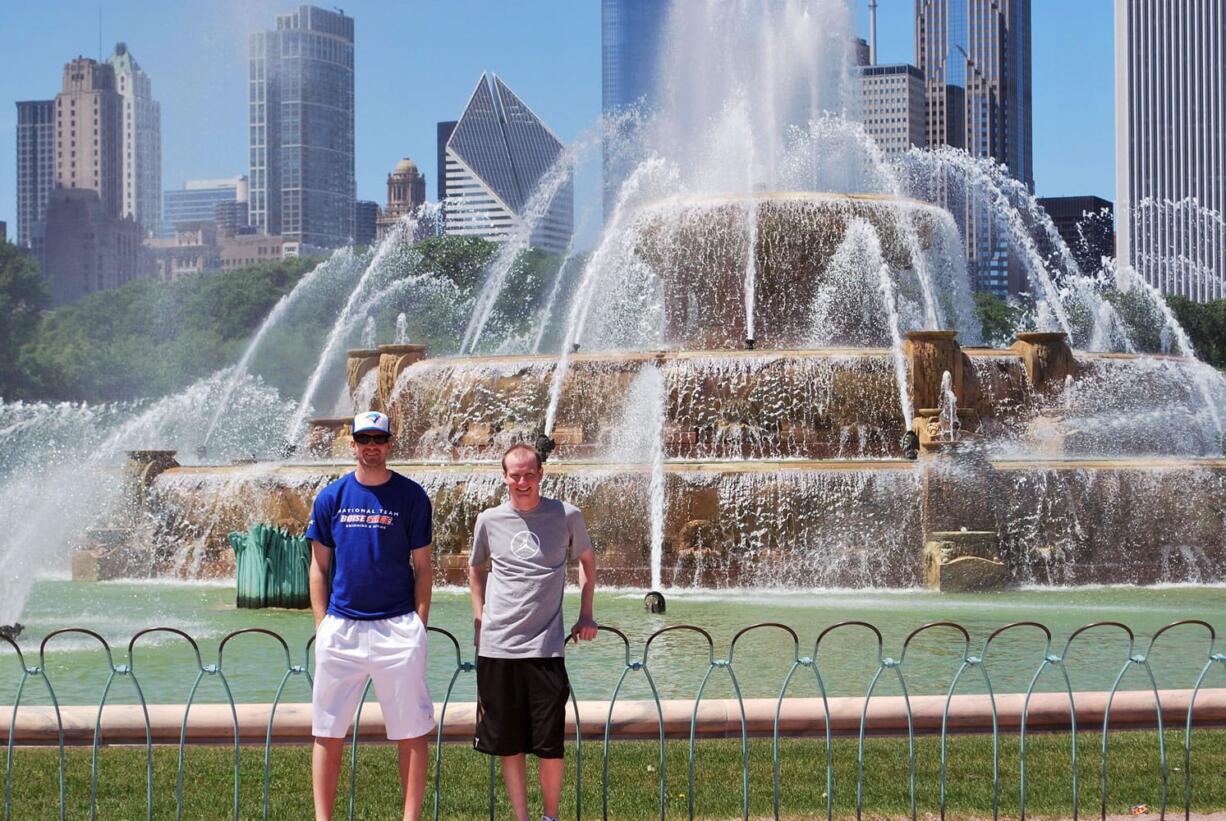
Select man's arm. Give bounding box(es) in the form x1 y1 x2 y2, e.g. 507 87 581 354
469 563 488 648
309 540 332 630
412 544 433 626
570 549 597 641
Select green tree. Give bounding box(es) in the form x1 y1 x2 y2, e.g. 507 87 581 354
973 291 1023 347
15 256 323 402
0 243 49 397
1168 296 1226 368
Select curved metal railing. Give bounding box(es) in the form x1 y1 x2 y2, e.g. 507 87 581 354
2 618 1224 820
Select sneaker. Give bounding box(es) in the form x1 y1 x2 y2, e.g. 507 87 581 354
541 816 560 821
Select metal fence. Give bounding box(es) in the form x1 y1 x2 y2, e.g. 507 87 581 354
3 618 1225 820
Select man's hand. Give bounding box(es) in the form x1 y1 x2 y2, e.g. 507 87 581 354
473 618 481 648
570 616 598 641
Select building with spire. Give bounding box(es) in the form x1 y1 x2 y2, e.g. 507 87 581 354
442 73 572 255
108 43 161 238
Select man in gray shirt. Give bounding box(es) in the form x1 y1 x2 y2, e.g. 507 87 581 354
469 443 597 821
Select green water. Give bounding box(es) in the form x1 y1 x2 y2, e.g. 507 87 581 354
2 580 1224 706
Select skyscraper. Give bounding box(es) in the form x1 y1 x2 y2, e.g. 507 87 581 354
436 121 457 202
856 64 927 157
354 200 378 246
601 0 669 211
55 57 123 217
1115 0 1226 302
1038 195 1115 275
443 74 572 255
601 0 668 116
108 42 162 237
162 177 248 237
15 99 55 252
249 5 355 248
916 0 1033 296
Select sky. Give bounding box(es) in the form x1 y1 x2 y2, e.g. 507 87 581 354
0 0 1116 239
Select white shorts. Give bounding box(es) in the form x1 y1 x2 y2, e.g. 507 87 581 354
312 612 436 740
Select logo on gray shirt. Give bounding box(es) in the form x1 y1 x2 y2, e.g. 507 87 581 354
510 530 541 559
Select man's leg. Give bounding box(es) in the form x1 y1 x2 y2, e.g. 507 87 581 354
499 753 531 821
397 734 429 821
312 736 346 821
539 756 564 820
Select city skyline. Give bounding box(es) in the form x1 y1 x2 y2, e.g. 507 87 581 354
1 1 1113 248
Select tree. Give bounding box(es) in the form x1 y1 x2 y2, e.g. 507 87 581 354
14 256 324 402
973 291 1023 347
1168 296 1226 368
0 243 49 397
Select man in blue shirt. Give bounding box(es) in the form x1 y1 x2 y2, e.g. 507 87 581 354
307 411 435 821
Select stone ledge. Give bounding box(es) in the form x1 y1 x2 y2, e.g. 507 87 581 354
2 688 1222 746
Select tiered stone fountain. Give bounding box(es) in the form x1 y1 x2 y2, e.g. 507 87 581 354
128 193 1226 592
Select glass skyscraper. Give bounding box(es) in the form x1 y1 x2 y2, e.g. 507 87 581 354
249 5 355 249
162 178 247 237
600 0 669 211
601 0 668 115
917 0 1033 297
15 100 55 252
443 74 572 255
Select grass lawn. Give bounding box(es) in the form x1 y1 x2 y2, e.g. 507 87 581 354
4 730 1226 819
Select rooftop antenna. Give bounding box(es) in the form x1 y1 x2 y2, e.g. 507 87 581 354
868 0 878 65
97 5 102 61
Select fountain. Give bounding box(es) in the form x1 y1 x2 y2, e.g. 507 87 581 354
3 0 1226 624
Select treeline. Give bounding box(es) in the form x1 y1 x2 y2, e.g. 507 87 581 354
0 236 566 403
3 238 1225 404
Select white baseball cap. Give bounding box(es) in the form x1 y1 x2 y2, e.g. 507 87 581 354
352 411 391 435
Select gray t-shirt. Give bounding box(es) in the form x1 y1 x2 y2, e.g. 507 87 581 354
469 497 593 659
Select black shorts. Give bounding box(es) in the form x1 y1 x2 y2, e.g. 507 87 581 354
474 656 570 759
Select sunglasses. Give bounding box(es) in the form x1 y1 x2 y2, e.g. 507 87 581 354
353 433 390 445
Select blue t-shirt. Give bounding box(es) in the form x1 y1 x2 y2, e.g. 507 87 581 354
306 471 432 620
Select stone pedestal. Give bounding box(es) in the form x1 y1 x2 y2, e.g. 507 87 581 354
125 450 179 505
71 529 142 581
306 418 353 458
376 343 428 411
1011 332 1074 392
922 531 1004 592
903 330 962 413
345 348 383 410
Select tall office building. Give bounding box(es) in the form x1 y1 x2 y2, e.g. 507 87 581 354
601 0 670 211
856 64 927 157
354 200 378 246
15 100 55 252
249 5 355 248
162 177 248 237
1038 195 1115 275
108 43 161 237
601 0 668 116
43 187 142 305
436 121 457 201
443 74 572 255
55 57 124 216
917 0 1033 296
44 57 142 304
1115 0 1226 302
